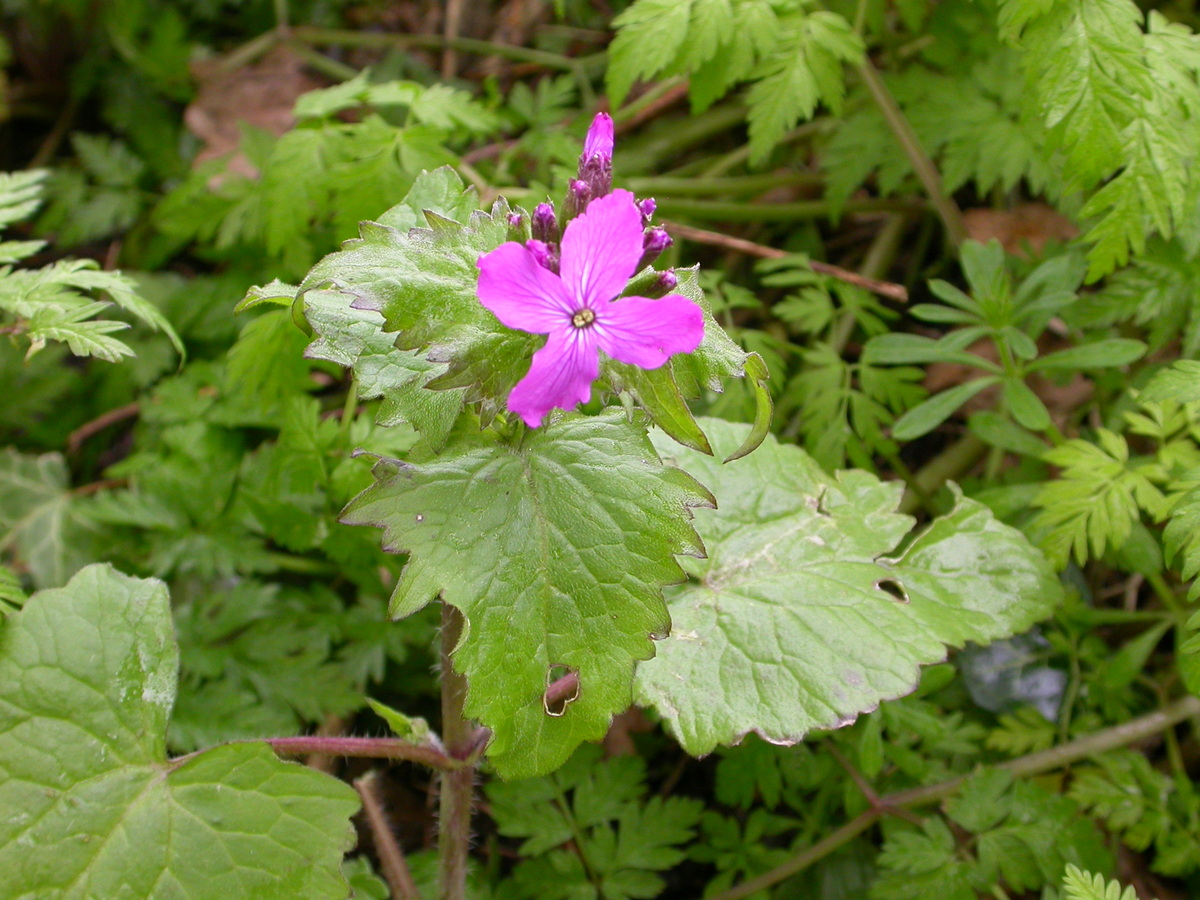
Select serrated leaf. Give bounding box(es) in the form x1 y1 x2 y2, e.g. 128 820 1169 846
606 0 694 106
1143 360 1200 405
746 11 863 164
0 564 360 900
635 419 1062 755
300 188 533 425
0 169 48 231
303 288 464 449
342 411 712 778
1061 866 1139 900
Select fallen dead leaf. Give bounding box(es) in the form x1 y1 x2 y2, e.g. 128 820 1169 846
964 203 1078 258
186 45 325 180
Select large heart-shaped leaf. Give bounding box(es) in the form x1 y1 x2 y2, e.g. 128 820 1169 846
636 419 1063 755
342 411 712 778
0 565 359 900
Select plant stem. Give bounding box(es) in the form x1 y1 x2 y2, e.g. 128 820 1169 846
438 603 476 900
706 695 1200 900
897 433 988 515
655 196 921 223
355 771 421 900
830 213 907 355
338 376 359 446
169 736 460 771
856 60 967 247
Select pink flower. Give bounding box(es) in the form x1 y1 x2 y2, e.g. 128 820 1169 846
477 189 704 428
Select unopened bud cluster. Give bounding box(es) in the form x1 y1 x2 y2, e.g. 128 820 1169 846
522 112 673 283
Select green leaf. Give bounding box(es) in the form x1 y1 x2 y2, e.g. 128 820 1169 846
1002 378 1051 432
604 267 761 455
745 11 863 163
1061 866 1139 900
0 564 360 899
1143 360 1200 406
303 287 464 449
342 411 712 778
0 169 48 232
606 0 695 107
1033 431 1168 568
863 333 1003 371
635 419 1062 755
1021 0 1151 189
968 411 1049 457
0 449 88 588
892 377 1000 441
1030 338 1147 371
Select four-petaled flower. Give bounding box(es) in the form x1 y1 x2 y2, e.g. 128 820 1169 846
477 189 704 428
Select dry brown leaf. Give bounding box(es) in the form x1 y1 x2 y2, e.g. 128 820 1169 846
185 45 325 180
963 203 1078 258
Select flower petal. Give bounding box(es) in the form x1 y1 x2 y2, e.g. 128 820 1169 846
559 189 645 310
507 327 600 428
477 242 573 334
594 294 705 369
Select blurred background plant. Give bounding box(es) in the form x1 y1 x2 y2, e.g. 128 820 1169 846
3 0 1200 897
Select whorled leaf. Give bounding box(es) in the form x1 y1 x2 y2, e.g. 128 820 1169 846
0 564 360 899
341 411 713 778
636 418 1063 755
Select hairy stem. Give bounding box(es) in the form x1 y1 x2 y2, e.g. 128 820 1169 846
262 737 458 768
355 771 421 900
438 603 476 900
707 695 1200 900
856 60 968 246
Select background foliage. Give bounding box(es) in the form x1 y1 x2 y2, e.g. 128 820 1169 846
3 0 1200 897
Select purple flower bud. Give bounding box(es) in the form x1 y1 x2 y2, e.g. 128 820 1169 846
582 113 614 164
636 227 673 270
532 203 558 243
640 268 679 298
563 179 593 221
577 112 614 199
506 212 526 241
525 239 559 274
637 197 657 221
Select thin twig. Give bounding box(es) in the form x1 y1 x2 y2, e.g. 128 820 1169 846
706 695 1200 900
67 402 140 456
441 0 464 79
663 221 908 302
355 771 421 900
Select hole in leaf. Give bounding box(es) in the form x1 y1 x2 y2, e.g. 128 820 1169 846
544 665 580 717
874 578 908 603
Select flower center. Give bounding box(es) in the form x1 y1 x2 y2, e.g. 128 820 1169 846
571 308 596 329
